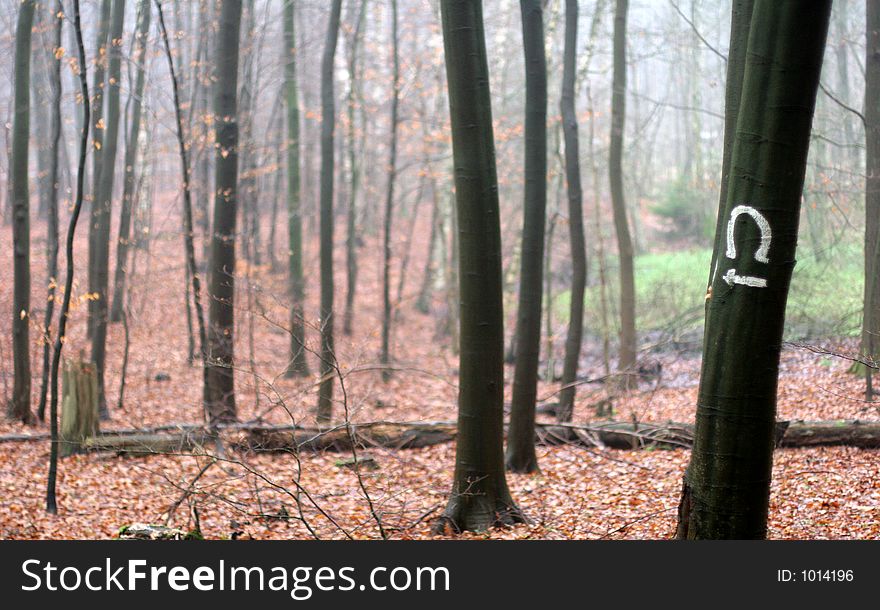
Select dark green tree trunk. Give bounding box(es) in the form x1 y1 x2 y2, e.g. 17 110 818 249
862 0 880 400
283 0 309 377
86 0 112 340
608 0 636 386
316 0 343 423
110 0 151 323
706 0 753 299
37 1 64 423
48 0 90 514
557 0 586 424
506 0 547 474
380 0 400 382
90 0 126 420
676 0 831 539
343 0 367 336
434 0 524 533
204 0 242 424
9 0 36 424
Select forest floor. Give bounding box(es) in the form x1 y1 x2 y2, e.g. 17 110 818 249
1 207 879 539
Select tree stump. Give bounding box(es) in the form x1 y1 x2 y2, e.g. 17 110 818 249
60 358 100 456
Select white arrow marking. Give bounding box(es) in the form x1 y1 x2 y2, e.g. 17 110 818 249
723 268 767 288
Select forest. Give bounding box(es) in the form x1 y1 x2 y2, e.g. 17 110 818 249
0 0 877 541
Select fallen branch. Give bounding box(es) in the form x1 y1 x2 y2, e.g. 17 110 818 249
6 419 879 454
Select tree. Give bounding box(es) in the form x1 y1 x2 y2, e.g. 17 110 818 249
861 0 880 401
380 0 400 381
557 0 586 424
204 0 243 424
434 0 524 533
609 0 636 386
506 0 547 473
90 0 126 419
343 0 367 336
37 1 65 423
8 0 36 424
110 0 151 323
155 0 207 387
86 0 112 340
316 0 343 423
283 0 310 378
706 0 753 302
675 0 832 539
48 0 90 514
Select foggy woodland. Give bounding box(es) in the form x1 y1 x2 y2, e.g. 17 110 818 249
0 0 878 540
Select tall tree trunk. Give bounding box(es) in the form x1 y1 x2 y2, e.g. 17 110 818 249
380 0 400 382
110 0 151 323
316 0 343 423
706 0 753 299
343 0 368 337
863 0 880 401
434 0 524 533
9 0 36 424
155 0 208 392
87 0 112 340
506 0 547 474
609 0 636 387
557 0 586 424
90 0 126 420
836 0 858 169
204 0 243 424
37 1 64 423
283 0 310 377
676 0 831 539
48 0 90 514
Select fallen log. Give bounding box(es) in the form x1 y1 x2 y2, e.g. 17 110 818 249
5 419 880 453
84 431 210 456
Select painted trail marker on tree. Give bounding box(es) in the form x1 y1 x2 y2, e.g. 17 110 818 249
713 204 772 289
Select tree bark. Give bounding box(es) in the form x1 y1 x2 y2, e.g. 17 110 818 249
90 0 126 419
204 0 243 424
155 0 208 398
557 0 586 424
86 0 112 340
435 0 524 533
861 0 880 401
609 0 636 386
47 0 90 513
282 0 310 377
37 1 64 423
706 0 753 299
380 0 400 382
506 0 547 474
343 0 367 336
317 0 343 423
676 0 832 540
9 0 36 424
110 0 151 324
